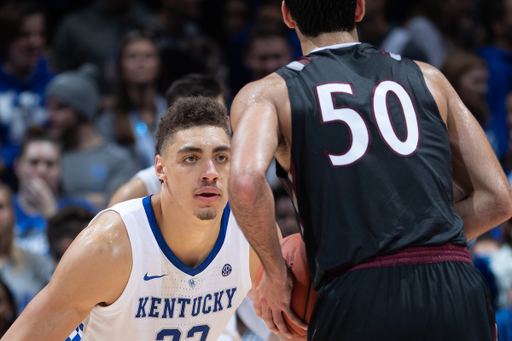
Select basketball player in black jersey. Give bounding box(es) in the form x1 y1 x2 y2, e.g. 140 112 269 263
228 0 512 340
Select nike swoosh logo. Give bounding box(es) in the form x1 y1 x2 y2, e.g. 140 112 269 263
144 273 168 281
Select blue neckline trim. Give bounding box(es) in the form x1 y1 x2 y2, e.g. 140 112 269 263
142 196 230 276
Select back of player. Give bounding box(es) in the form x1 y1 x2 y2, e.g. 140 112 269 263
276 43 496 340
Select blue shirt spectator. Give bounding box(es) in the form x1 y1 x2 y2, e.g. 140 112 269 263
0 2 54 176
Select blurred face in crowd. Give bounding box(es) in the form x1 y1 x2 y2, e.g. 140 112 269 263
443 0 473 19
46 99 81 139
121 38 161 86
15 141 61 193
506 92 512 133
457 66 488 112
162 0 202 19
492 0 512 44
0 188 14 239
275 196 300 238
247 36 292 80
103 0 133 12
7 13 45 71
0 282 14 336
362 0 386 18
223 0 250 38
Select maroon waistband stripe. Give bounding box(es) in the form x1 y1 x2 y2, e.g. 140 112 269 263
327 244 472 283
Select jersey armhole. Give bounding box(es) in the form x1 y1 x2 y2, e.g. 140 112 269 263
410 61 447 130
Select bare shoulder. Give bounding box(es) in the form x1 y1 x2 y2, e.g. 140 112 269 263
51 210 132 307
231 74 287 122
413 61 450 122
69 210 129 258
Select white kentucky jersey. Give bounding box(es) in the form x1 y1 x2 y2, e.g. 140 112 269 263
76 196 251 341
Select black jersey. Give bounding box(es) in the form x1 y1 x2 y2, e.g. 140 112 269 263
275 43 466 287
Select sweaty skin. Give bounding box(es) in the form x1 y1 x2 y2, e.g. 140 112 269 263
228 0 512 338
1 126 264 341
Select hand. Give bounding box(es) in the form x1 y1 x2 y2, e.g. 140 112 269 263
254 268 308 339
25 177 58 218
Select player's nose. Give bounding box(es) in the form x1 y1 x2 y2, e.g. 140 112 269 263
201 158 219 182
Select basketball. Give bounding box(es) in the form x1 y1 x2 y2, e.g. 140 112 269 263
255 233 318 340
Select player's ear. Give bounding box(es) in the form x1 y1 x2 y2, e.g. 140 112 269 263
281 1 296 29
355 0 365 23
155 155 168 183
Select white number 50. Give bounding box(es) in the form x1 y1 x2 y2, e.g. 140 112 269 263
315 81 420 167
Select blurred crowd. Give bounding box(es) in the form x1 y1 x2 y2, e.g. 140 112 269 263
0 0 512 339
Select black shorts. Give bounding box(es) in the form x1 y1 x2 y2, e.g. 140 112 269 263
308 245 496 341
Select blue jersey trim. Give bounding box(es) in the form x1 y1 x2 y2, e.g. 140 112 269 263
142 196 230 276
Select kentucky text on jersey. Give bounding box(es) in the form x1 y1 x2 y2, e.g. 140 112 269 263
135 288 237 319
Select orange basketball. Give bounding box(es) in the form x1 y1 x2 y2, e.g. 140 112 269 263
255 233 318 340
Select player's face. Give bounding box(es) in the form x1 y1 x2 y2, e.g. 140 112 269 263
121 38 161 86
7 13 45 70
162 126 230 221
15 141 61 192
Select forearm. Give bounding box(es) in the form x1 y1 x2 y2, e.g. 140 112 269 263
1 287 84 341
229 173 287 281
455 188 512 241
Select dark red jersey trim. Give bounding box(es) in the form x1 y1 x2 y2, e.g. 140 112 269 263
327 243 472 283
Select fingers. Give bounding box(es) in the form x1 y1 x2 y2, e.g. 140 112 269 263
272 308 293 338
261 306 279 334
253 293 262 318
282 306 308 330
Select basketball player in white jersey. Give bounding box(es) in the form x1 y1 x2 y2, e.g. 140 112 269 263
2 97 261 341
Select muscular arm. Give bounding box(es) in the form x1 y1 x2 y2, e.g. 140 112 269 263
1 212 132 341
229 76 306 337
417 61 512 241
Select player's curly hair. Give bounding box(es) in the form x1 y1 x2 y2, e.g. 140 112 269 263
284 0 358 37
155 96 229 156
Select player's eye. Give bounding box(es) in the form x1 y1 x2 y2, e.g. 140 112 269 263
184 156 198 163
216 155 228 162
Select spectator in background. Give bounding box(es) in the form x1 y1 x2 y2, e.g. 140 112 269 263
146 0 217 88
245 22 293 82
442 50 492 136
52 0 153 95
13 128 94 256
165 73 226 106
46 206 93 262
357 0 428 61
496 276 512 341
227 19 296 95
0 277 16 338
0 2 54 186
405 0 475 68
477 0 512 163
223 0 251 43
273 186 300 238
97 31 167 171
45 63 136 210
491 220 512 309
0 182 55 317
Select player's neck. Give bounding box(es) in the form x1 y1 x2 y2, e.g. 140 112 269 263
299 30 359 56
151 191 224 268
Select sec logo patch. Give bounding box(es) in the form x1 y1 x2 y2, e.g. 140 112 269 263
222 264 232 277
